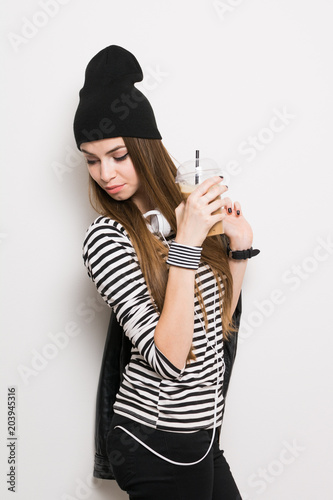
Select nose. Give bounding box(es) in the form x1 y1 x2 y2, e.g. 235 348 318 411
100 158 116 183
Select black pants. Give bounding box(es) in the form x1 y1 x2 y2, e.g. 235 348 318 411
106 414 242 500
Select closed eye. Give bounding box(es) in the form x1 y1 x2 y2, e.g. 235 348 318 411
114 152 129 162
85 152 129 165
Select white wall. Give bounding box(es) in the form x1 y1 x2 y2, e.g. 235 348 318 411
1 1 333 499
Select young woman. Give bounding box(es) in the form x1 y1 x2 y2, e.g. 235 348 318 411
74 45 258 500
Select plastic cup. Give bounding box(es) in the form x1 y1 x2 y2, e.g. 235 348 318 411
175 158 225 237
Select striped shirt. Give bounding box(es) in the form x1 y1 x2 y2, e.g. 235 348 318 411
83 216 226 433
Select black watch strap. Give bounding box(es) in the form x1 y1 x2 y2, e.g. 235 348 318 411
227 245 260 260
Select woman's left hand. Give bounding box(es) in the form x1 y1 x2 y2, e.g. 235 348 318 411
221 197 253 251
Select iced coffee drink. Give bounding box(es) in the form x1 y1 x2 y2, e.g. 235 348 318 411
176 155 224 237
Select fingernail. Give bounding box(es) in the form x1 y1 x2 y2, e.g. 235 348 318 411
236 210 240 215
225 185 228 189
228 208 232 213
219 175 224 179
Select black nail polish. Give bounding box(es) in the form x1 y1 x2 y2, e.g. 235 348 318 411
228 208 232 213
225 185 228 189
219 175 224 179
237 210 240 215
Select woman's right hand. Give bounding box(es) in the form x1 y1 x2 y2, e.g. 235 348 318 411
175 176 228 247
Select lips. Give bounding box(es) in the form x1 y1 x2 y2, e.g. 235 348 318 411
105 184 125 194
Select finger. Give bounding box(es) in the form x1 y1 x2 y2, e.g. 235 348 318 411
220 196 233 213
205 184 229 204
195 184 228 210
233 201 242 216
191 176 226 198
203 198 224 216
209 211 227 228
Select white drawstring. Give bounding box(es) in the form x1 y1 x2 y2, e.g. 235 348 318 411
114 383 218 466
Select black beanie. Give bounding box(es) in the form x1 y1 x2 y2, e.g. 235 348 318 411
73 45 162 149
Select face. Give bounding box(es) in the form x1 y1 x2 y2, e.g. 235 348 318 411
81 137 149 212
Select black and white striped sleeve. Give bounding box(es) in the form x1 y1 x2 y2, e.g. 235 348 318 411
82 218 184 380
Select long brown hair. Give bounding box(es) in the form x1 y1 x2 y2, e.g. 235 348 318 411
87 137 235 361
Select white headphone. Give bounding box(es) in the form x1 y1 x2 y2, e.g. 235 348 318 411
143 210 172 237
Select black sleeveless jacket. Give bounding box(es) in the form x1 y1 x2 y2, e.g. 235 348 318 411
92 293 242 479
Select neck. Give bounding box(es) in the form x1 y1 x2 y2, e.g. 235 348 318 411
132 192 154 214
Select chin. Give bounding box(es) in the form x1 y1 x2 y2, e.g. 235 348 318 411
108 193 130 202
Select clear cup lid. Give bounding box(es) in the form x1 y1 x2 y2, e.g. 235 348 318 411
175 158 223 185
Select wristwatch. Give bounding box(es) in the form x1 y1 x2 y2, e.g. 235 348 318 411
227 244 260 260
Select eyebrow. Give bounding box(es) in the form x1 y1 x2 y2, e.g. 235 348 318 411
81 145 126 156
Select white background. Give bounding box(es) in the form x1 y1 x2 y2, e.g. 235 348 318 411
1 1 333 499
